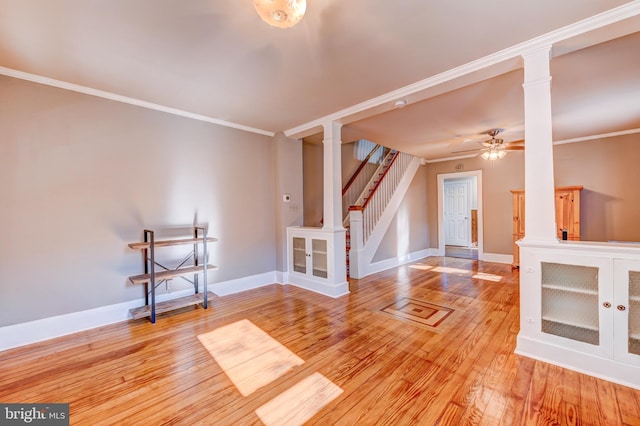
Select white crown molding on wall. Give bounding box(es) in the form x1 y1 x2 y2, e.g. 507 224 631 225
0 66 275 137
284 1 640 139
553 128 640 145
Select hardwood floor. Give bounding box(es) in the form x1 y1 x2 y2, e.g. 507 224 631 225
2 257 640 425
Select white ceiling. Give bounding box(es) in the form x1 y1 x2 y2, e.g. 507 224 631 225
0 1 639 160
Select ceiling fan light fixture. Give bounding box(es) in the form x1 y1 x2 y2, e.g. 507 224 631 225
481 148 507 161
254 0 306 29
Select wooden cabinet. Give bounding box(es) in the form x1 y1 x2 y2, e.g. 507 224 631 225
511 185 582 267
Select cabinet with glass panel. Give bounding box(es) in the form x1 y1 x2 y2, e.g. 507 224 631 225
538 257 640 366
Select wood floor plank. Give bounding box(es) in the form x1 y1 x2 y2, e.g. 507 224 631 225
2 257 639 425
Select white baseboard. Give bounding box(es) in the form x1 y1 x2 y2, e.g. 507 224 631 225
211 271 280 296
286 276 350 298
0 271 281 352
365 248 434 276
516 335 640 390
481 252 513 264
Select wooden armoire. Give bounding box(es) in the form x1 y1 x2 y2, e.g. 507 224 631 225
510 185 583 267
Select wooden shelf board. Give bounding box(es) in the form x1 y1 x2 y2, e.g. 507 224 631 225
128 264 218 284
129 292 216 320
128 237 218 250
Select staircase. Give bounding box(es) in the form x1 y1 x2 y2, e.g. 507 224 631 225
341 146 420 278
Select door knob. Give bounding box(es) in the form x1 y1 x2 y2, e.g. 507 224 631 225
617 305 627 311
603 302 611 308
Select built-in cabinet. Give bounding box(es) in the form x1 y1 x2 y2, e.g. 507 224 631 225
511 186 582 267
538 255 640 366
287 227 333 288
286 226 349 298
518 247 640 388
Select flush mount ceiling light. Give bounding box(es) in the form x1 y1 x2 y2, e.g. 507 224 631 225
254 0 307 29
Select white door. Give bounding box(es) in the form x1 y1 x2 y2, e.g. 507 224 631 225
444 180 469 247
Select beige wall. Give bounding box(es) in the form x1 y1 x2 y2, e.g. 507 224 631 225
302 141 323 227
373 165 430 261
0 76 277 326
426 153 525 254
426 133 640 255
302 140 369 227
273 133 304 272
554 133 640 242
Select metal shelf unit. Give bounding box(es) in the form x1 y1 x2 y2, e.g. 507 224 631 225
127 226 217 323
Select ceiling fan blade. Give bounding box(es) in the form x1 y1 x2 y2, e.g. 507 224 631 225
504 146 524 151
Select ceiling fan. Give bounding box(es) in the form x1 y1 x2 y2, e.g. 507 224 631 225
453 128 524 160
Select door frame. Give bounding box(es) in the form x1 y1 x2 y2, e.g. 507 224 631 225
437 170 483 259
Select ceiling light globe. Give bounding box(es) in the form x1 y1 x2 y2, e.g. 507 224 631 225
254 0 306 29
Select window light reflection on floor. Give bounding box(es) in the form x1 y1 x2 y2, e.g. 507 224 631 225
198 319 344 425
197 319 304 396
408 263 503 282
472 272 503 282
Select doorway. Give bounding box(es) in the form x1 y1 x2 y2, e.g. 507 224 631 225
437 171 482 260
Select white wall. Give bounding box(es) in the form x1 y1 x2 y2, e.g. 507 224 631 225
0 76 277 327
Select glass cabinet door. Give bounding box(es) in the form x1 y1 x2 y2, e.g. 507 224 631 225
311 239 328 278
612 259 640 365
628 270 640 356
541 262 600 345
292 237 307 274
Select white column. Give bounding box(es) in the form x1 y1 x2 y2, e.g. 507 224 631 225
521 46 558 243
322 121 344 231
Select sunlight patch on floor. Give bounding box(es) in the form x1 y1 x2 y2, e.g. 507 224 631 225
433 266 472 275
472 272 503 282
255 372 344 426
197 319 304 396
409 264 504 282
408 264 434 271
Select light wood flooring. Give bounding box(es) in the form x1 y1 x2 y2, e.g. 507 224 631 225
2 257 640 425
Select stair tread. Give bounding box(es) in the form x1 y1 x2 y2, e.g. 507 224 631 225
128 237 217 250
129 292 216 320
128 264 218 284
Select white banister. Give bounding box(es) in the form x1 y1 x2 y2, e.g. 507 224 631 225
356 151 412 243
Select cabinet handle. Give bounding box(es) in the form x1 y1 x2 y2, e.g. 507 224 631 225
617 305 627 311
603 302 611 308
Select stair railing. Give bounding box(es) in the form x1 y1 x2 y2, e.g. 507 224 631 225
342 144 386 220
349 151 413 243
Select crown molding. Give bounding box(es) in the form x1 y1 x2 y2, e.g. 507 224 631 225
284 1 640 139
0 66 275 137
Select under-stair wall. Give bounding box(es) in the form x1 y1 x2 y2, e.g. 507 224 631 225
348 152 423 279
